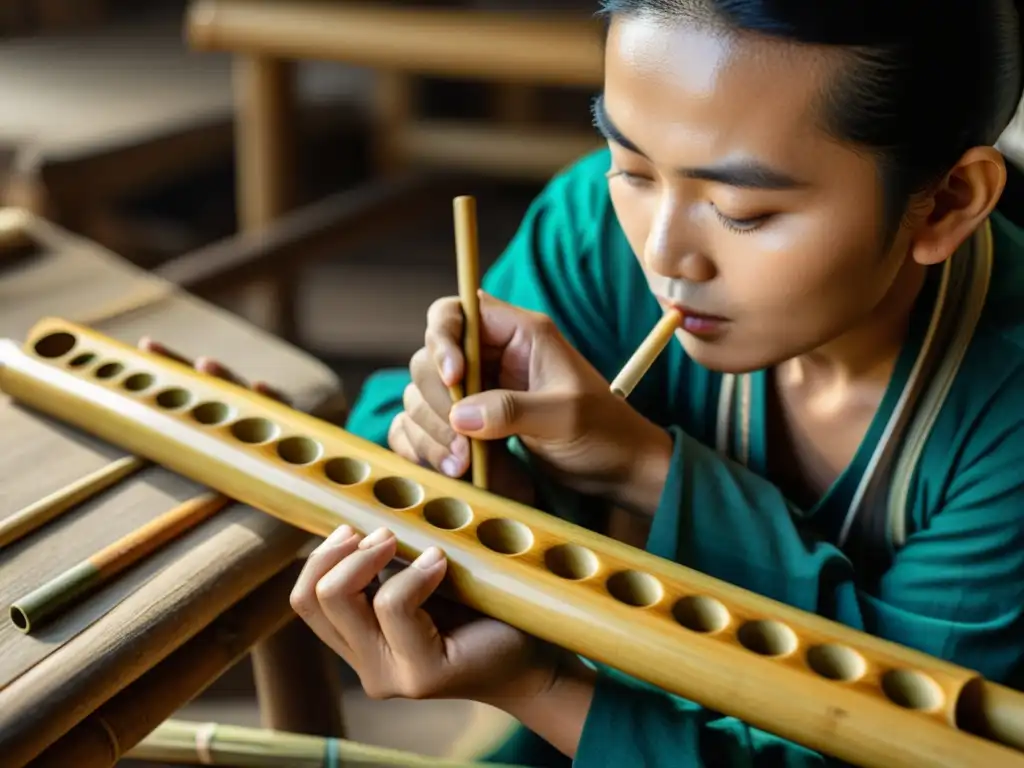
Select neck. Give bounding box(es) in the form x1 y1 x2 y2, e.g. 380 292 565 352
779 260 929 391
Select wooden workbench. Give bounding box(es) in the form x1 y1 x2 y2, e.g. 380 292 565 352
0 211 343 767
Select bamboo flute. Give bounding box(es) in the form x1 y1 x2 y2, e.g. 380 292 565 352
451 195 487 489
9 492 230 633
1 319 1023 768
126 719 524 768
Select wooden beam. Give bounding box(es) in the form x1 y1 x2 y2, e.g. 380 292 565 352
188 0 605 87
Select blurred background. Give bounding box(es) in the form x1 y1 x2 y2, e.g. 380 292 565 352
0 0 608 763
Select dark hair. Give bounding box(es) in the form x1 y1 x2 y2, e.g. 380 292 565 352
599 0 1024 234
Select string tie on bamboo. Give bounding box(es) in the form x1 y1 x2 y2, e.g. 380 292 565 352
195 721 218 765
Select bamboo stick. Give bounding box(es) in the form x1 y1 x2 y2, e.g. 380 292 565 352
0 455 146 550
126 719 525 768
10 492 230 633
609 308 682 398
452 196 487 490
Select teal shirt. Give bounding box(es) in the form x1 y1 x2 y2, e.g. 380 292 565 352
346 150 1024 766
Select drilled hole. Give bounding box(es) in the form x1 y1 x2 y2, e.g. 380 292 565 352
373 477 424 509
806 644 867 682
672 595 731 634
191 402 233 425
324 457 370 486
882 669 944 711
423 498 473 530
544 544 599 580
277 436 322 465
95 362 124 380
477 518 533 555
607 571 663 608
34 332 76 358
155 387 192 410
231 418 279 444
122 373 154 392
737 620 798 657
68 353 96 368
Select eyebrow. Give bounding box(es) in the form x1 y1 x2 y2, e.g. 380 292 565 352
590 93 806 191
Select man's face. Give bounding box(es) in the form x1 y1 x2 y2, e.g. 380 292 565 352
601 15 916 373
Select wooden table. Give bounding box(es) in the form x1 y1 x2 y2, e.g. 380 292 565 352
0 210 345 767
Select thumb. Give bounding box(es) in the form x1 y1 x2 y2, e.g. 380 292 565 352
449 389 576 441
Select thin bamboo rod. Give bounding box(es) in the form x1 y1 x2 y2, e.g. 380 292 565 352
2 320 1023 768
0 455 146 550
452 196 487 490
609 308 682 399
10 492 230 633
126 718 524 768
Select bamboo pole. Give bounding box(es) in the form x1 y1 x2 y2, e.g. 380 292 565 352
452 196 487 490
609 308 682 399
10 492 230 633
126 719 525 768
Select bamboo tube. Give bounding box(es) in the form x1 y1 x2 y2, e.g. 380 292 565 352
0 455 146 550
10 492 230 633
609 308 682 399
2 319 1024 768
126 719 524 768
452 196 487 490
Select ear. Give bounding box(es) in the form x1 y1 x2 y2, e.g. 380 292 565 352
907 146 1007 267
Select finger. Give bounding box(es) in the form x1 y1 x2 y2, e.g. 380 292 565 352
388 413 422 464
194 357 249 388
290 525 363 659
371 546 448 665
449 389 577 441
424 297 465 387
253 381 292 405
402 382 459 449
403 412 468 478
138 337 194 367
410 349 466 435
315 527 399 656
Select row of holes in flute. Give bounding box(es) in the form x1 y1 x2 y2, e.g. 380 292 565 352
46 337 946 715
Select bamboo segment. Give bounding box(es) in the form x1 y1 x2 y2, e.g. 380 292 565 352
452 196 487 490
0 455 146 549
2 319 1024 768
9 493 230 633
609 308 682 398
126 718 524 768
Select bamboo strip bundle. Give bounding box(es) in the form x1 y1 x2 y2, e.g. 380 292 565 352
126 719 525 768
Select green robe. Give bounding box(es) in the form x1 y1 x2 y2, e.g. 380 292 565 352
345 149 1024 766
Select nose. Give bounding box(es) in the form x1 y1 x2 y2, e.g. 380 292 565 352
643 194 717 283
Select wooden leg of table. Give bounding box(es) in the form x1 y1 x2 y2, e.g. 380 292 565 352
250 617 346 737
231 54 301 341
373 70 416 175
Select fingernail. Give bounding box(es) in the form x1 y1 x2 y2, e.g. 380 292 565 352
358 527 393 550
440 456 461 477
326 524 354 543
442 356 458 383
413 547 444 569
450 405 483 431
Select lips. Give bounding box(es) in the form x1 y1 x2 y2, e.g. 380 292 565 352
657 298 728 323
